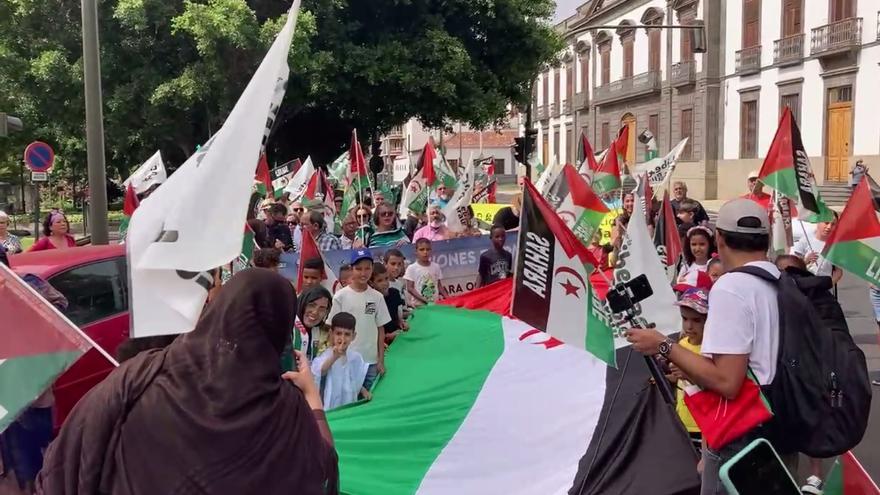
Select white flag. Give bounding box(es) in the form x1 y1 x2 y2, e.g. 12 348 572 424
611 191 679 347
633 137 689 191
127 3 301 338
770 190 794 255
535 160 563 196
123 151 166 194
283 155 316 201
443 154 476 233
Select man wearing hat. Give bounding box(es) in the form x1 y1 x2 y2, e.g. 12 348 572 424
627 199 785 494
741 170 772 211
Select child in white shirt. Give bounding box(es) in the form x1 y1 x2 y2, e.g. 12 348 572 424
404 238 448 306
311 312 370 409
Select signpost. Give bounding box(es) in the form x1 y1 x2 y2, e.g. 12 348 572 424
23 141 55 241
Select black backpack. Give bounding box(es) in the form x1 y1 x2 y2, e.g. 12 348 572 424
732 266 872 457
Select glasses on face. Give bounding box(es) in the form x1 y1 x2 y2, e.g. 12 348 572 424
380 211 395 218
293 208 303 213
287 221 297 225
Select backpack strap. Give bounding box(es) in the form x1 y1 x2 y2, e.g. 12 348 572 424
729 265 780 283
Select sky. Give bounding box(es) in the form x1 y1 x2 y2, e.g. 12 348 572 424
553 0 584 23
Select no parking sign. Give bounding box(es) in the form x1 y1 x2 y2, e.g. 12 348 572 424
24 141 55 181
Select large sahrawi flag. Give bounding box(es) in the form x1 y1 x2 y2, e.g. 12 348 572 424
0 263 93 433
824 175 880 286
546 163 609 246
442 155 476 233
511 179 615 366
327 293 701 494
127 3 301 338
123 150 166 195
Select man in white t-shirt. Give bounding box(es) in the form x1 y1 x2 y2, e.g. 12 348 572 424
627 198 783 495
328 249 391 390
792 212 842 283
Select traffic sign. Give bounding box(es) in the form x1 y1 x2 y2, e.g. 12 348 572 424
31 171 48 182
24 141 55 172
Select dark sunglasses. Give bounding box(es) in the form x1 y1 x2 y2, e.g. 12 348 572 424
380 211 395 217
287 221 297 225
293 208 303 212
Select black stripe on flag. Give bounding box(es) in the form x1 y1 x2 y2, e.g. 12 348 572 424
789 116 822 214
512 187 554 331
570 347 702 495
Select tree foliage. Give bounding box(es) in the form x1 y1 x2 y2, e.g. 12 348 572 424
0 0 559 188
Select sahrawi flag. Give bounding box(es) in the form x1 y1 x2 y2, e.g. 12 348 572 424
511 179 616 366
577 132 601 184
127 2 301 337
119 183 141 237
123 150 166 194
341 129 371 215
254 152 274 198
302 168 337 229
592 139 622 195
443 154 476 233
327 284 702 494
399 140 438 216
824 174 880 286
759 106 834 223
546 163 609 246
653 190 683 281
0 263 94 433
271 158 300 198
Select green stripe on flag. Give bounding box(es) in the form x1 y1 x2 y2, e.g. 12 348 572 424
761 168 798 200
328 305 504 495
0 351 81 432
825 238 880 286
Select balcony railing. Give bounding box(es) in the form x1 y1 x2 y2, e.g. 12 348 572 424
550 102 560 118
670 60 696 87
574 92 589 111
536 105 548 121
811 17 862 55
773 34 805 66
735 45 762 75
593 71 661 105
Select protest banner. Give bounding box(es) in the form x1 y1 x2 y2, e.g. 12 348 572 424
279 233 518 297
470 203 508 224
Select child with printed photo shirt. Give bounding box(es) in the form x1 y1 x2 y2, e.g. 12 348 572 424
328 249 391 390
404 238 448 306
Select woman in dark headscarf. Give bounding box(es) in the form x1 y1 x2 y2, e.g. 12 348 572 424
36 269 338 495
284 285 332 372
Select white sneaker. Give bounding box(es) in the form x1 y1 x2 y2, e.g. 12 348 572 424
801 475 824 495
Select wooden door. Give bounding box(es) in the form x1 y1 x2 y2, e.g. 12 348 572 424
542 133 549 167
621 114 637 165
826 102 852 182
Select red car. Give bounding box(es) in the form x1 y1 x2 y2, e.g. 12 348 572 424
11 244 128 430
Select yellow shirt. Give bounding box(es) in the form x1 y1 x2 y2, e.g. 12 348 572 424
675 338 702 433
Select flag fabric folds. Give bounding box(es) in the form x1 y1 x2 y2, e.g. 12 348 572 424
126 3 302 338
0 263 93 433
546 164 610 246
443 158 476 233
123 150 166 195
327 298 701 494
255 152 274 198
592 140 622 196
758 107 833 223
770 190 794 256
284 156 316 203
654 190 683 281
511 179 616 366
271 158 300 198
823 175 880 286
296 229 339 293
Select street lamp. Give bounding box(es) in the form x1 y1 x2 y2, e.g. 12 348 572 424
81 0 109 244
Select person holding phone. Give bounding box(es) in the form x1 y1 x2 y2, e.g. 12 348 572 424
626 199 791 495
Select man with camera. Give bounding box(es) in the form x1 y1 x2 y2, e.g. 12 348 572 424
626 199 781 495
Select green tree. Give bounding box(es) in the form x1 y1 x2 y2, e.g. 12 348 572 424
0 0 559 188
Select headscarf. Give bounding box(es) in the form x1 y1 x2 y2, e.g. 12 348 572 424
37 269 338 495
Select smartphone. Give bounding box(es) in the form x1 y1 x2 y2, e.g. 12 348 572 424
719 438 801 495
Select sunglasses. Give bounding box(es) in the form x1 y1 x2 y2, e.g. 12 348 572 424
287 221 297 225
380 211 395 217
293 208 303 212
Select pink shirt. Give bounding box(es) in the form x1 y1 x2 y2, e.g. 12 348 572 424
413 224 450 242
28 235 76 252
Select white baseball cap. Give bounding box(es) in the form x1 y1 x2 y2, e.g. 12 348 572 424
715 198 769 235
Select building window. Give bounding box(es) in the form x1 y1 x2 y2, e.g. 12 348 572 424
579 54 589 93
495 158 506 174
566 126 573 162
648 113 660 153
601 122 611 150
648 29 661 72
780 92 801 126
782 0 802 36
680 108 694 160
566 64 574 101
680 20 694 62
830 0 855 22
830 85 853 103
622 36 634 78
740 99 759 158
542 72 549 107
557 69 563 109
742 0 761 49
553 127 561 161
600 42 611 85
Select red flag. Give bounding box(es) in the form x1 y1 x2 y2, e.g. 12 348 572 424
486 158 497 203
419 140 438 186
581 132 600 172
349 129 368 180
123 184 140 216
296 229 339 293
655 190 683 268
615 125 629 164
256 152 274 197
